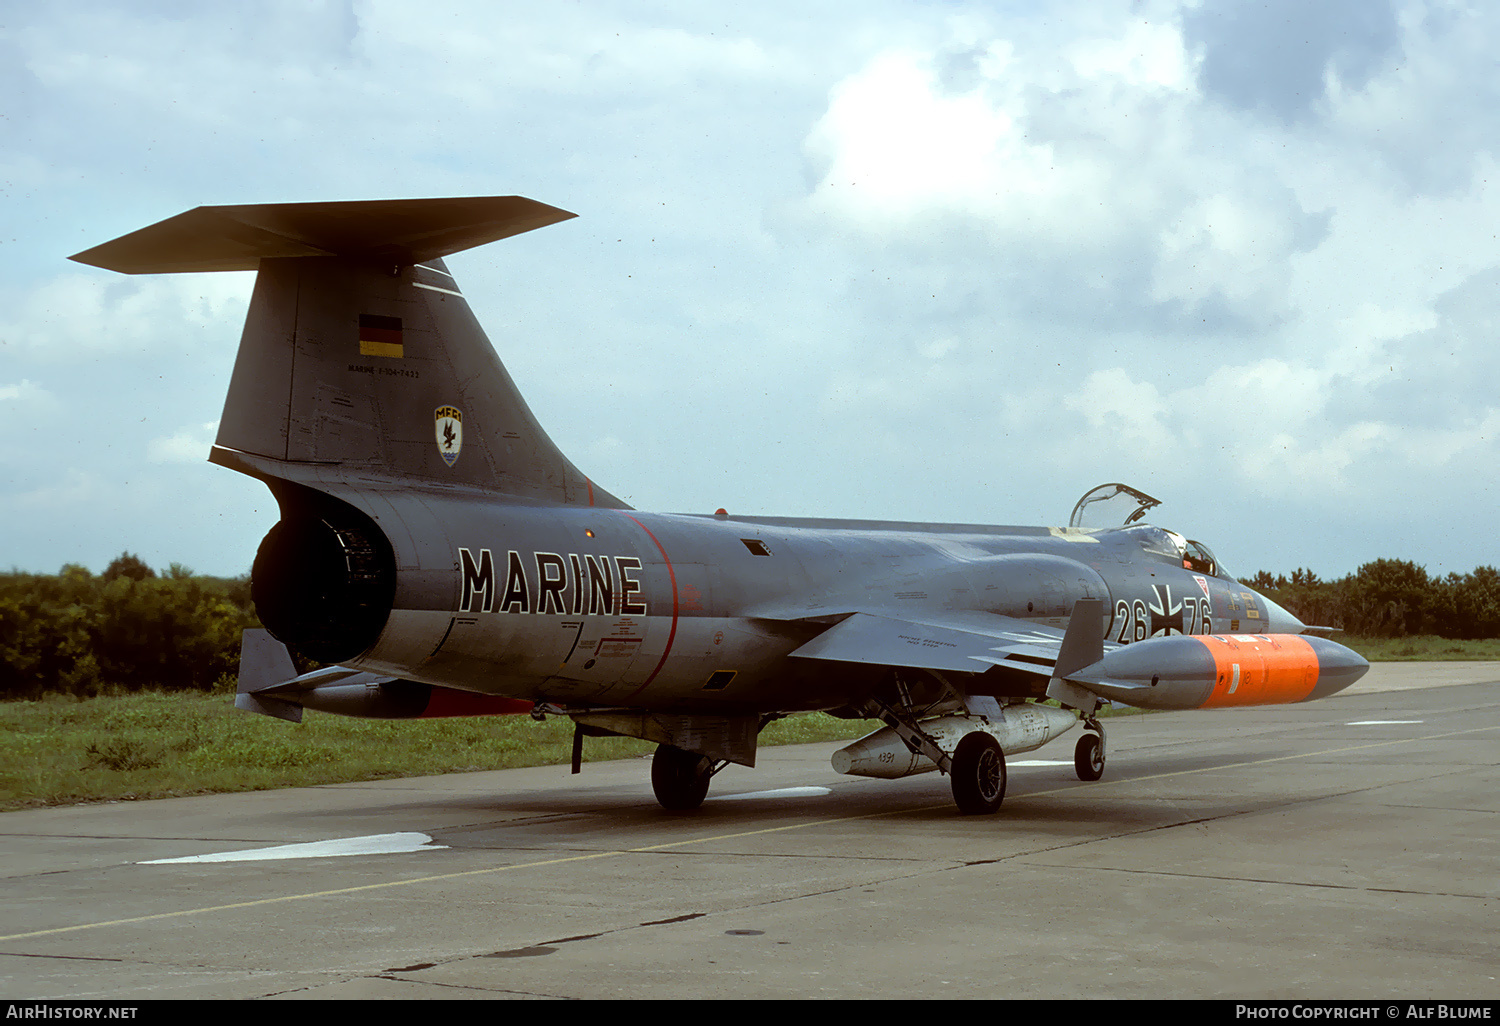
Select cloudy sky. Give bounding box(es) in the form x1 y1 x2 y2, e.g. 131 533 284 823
2 0 1496 582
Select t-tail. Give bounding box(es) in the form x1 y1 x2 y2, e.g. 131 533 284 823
72 197 626 663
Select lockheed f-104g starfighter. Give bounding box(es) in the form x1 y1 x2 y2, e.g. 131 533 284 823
72 197 1368 815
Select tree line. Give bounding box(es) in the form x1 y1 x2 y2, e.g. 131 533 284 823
0 553 259 699
1246 559 1500 640
3 553 1498 700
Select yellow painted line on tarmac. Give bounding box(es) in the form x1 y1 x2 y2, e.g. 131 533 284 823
3 722 1494 943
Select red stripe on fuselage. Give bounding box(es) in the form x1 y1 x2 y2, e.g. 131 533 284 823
621 513 677 698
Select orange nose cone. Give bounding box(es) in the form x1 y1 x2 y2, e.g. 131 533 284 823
1198 634 1320 707
1198 634 1369 707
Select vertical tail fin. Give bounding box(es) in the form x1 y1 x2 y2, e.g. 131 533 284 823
71 197 626 507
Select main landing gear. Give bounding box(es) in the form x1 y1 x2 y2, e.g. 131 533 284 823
866 695 1010 815
951 731 1007 815
650 744 724 811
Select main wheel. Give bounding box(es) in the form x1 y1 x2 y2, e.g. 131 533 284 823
651 744 713 811
1075 732 1105 781
950 732 1006 815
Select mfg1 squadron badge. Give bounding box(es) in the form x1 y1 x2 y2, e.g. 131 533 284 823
435 405 463 466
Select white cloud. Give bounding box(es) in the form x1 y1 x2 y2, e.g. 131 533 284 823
803 47 1105 240
1200 360 1325 431
1067 14 1195 90
148 421 219 464
0 379 55 405
799 13 1320 325
1149 191 1303 311
0 272 252 360
1235 407 1500 500
1064 368 1172 452
1 467 108 512
0 379 60 467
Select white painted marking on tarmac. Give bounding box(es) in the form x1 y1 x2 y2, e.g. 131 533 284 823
139 832 447 864
1009 759 1072 766
1346 720 1424 725
715 787 831 801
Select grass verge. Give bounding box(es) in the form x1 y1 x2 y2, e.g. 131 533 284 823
0 690 881 812
1338 635 1500 660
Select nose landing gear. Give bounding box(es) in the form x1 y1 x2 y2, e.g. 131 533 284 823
1074 718 1106 781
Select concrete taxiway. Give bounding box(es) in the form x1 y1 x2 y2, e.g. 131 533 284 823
1 664 1497 1000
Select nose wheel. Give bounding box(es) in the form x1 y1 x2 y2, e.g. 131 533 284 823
1074 721 1106 781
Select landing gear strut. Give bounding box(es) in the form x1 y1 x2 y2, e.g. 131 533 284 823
1074 717 1106 781
865 694 1008 816
650 744 720 811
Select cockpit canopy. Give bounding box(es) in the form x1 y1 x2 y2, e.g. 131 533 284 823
1069 482 1161 529
1181 537 1222 576
1070 483 1234 581
1123 525 1231 578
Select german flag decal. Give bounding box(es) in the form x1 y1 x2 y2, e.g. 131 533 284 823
359 314 403 358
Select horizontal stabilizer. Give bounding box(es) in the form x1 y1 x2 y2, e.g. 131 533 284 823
233 629 535 721
233 691 304 723
69 196 576 274
235 628 303 723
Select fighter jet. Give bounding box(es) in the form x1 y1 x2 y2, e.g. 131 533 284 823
71 197 1369 815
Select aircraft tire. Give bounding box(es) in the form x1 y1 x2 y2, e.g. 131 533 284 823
1075 733 1105 781
950 731 1006 815
651 744 712 811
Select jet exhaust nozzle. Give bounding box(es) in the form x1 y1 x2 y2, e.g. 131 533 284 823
251 499 397 665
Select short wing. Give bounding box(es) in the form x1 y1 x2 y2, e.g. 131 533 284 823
785 609 1112 682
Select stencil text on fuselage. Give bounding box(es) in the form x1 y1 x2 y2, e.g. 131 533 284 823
458 547 647 616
